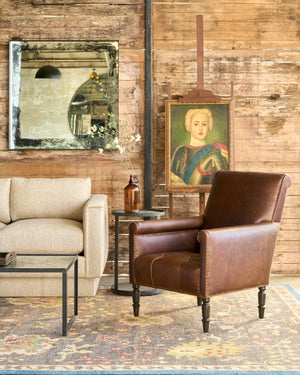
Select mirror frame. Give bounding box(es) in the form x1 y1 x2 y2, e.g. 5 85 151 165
9 40 119 150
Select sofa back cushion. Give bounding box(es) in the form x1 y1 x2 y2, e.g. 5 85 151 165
11 177 91 221
0 178 11 224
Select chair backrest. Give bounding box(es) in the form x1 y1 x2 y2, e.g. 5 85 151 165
203 171 291 229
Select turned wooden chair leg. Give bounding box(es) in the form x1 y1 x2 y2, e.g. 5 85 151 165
201 298 210 332
197 296 202 306
258 286 266 319
132 284 140 316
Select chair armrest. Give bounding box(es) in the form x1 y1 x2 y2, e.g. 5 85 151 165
197 222 280 297
83 194 108 277
129 216 203 259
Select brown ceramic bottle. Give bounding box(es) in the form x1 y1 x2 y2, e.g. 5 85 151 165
124 175 140 213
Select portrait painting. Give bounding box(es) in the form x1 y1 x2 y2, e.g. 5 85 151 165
165 100 232 192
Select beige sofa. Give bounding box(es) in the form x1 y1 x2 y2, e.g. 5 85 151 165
0 177 108 297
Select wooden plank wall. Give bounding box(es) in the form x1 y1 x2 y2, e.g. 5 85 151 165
0 0 299 275
151 0 300 274
0 0 146 274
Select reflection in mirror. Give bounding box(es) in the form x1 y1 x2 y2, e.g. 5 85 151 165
9 40 118 149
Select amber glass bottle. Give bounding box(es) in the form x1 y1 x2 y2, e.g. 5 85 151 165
124 175 140 213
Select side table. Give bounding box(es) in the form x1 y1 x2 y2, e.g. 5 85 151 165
111 209 165 296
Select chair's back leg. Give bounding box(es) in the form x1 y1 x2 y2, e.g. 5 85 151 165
258 286 266 319
197 296 202 306
201 298 210 332
133 284 140 316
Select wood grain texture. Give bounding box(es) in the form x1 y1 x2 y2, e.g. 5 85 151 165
0 0 146 270
0 0 299 274
152 0 300 274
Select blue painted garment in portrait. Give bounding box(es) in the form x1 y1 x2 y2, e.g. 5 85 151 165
171 142 228 185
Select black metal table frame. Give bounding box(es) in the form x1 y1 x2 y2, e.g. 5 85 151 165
0 254 78 336
111 209 165 296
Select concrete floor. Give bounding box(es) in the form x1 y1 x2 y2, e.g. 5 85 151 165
269 274 300 292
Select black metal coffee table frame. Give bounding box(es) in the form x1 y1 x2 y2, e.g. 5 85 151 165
0 254 78 336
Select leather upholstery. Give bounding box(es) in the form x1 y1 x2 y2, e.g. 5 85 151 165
198 222 280 297
203 171 290 228
129 171 291 300
129 216 202 285
134 251 201 295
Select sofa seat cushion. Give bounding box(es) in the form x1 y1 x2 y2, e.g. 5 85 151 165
0 222 6 231
0 218 83 254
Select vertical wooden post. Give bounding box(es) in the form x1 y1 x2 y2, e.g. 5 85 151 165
167 82 172 100
230 81 235 170
133 284 140 316
197 16 205 216
169 192 173 218
197 15 204 90
201 298 210 332
199 192 205 215
167 82 174 218
258 286 266 319
167 16 210 218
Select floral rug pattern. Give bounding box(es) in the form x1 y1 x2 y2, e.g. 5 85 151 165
0 285 299 373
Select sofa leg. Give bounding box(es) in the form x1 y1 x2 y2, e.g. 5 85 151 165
258 286 266 319
201 298 210 332
133 284 140 316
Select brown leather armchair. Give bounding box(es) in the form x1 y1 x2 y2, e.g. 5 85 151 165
129 171 291 332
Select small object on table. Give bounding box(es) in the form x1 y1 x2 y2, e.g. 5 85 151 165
124 175 140 213
111 209 165 296
0 252 17 267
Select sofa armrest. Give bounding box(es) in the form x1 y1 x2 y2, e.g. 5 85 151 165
129 216 203 259
83 194 108 277
197 222 280 297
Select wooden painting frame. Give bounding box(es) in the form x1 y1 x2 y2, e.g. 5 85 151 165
165 100 233 193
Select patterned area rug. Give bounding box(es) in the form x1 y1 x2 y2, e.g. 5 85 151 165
0 285 299 374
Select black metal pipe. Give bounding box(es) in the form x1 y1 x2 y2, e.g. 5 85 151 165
144 0 152 209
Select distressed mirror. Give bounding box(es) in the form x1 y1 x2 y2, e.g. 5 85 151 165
9 40 119 149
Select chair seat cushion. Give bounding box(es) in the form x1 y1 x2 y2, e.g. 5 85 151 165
0 218 83 254
134 251 201 295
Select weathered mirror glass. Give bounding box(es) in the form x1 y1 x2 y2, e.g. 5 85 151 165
9 40 118 149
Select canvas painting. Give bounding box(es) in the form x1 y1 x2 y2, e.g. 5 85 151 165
166 101 232 192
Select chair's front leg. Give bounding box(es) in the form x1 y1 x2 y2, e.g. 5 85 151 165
133 284 140 316
201 298 210 332
258 286 266 319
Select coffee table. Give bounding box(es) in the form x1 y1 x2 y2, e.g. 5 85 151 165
0 254 78 336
